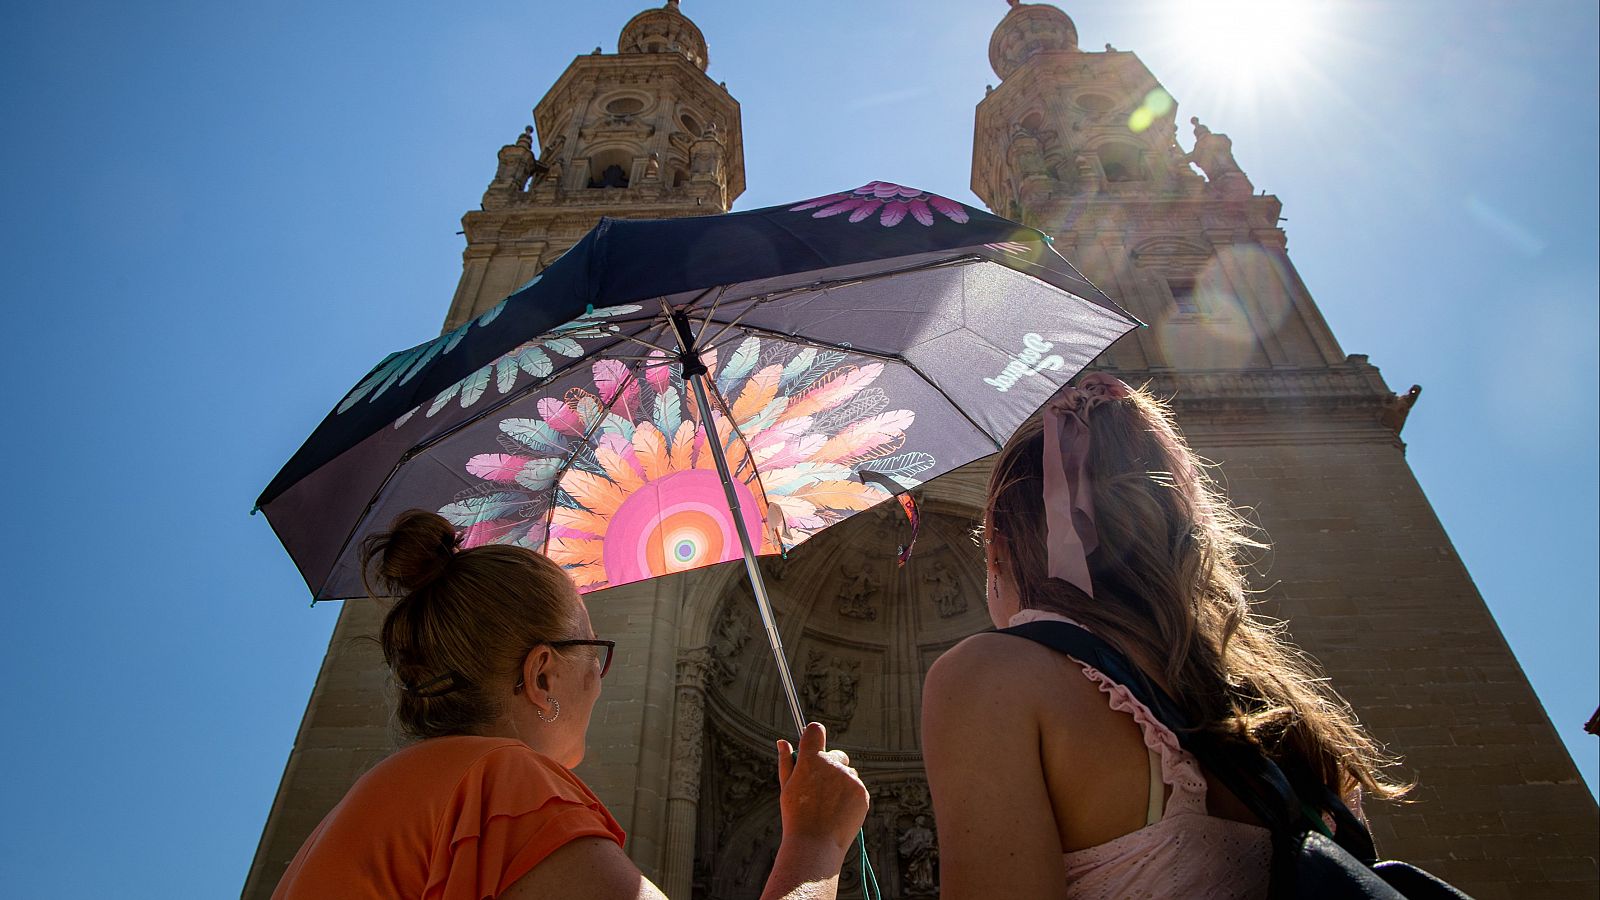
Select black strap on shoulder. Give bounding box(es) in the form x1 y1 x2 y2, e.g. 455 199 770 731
997 620 1377 864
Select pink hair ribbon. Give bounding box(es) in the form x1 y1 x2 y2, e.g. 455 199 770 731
1041 373 1132 598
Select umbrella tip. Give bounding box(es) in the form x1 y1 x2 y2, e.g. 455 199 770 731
249 505 260 516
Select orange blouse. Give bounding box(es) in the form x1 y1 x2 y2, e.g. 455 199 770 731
272 735 625 900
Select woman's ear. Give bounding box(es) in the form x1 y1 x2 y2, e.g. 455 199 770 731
517 645 555 699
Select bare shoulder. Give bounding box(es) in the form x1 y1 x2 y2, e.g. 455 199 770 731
926 631 1100 713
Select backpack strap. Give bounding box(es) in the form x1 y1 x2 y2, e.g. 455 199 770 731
997 620 1377 864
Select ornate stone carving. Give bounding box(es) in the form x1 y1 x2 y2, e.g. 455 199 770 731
838 554 879 620
484 127 537 208
711 735 772 831
801 650 861 732
922 555 968 618
710 601 753 683
730 820 779 894
1380 384 1422 436
690 123 724 180
898 815 939 894
1183 116 1252 197
989 1 1080 80
669 694 706 802
667 648 714 803
1008 126 1049 179
678 645 716 689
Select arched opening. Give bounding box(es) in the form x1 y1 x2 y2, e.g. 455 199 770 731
587 148 633 189
693 507 990 898
1098 142 1146 183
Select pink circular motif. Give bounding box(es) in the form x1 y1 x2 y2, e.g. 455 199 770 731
602 469 765 585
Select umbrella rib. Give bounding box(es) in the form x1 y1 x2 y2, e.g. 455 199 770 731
612 332 675 353
898 355 1004 452
703 321 907 366
696 295 767 349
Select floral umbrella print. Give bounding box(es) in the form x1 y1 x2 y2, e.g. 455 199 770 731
443 336 932 593
790 180 970 227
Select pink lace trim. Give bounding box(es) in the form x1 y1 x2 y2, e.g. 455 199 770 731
1009 610 1208 815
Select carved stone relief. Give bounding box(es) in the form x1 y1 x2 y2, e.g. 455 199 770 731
801 650 861 733
837 552 880 620
710 599 753 684
919 554 967 618
694 512 989 898
669 648 714 804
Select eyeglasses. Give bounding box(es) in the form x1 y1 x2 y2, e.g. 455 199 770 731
549 639 616 678
514 639 616 692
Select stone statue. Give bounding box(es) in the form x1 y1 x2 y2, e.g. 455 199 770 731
898 815 939 894
1183 116 1246 181
801 651 861 732
644 151 661 181
923 557 967 618
690 125 724 178
802 650 830 713
838 554 879 620
713 603 751 660
833 658 860 725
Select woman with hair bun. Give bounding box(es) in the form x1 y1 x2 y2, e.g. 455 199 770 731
921 374 1407 898
273 510 868 900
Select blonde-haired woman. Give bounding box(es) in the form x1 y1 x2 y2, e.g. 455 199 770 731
922 374 1404 898
273 510 868 900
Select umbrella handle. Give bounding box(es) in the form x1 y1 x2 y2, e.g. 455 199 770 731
686 370 809 736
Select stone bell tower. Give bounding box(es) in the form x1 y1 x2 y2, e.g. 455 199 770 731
241 4 744 897
442 0 744 330
971 3 1596 897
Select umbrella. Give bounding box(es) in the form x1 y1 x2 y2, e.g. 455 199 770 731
257 180 1140 734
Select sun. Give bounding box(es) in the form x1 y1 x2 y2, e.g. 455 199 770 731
1166 0 1326 88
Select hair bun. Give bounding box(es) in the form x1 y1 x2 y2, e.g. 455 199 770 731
362 509 461 595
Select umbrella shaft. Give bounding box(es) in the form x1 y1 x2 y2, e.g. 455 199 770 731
686 371 808 736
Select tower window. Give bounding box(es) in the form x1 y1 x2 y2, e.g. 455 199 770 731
1168 278 1200 314
1099 143 1145 183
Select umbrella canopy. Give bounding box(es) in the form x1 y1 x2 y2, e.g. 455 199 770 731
258 181 1139 604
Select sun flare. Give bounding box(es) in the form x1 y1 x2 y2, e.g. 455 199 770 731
1168 0 1324 87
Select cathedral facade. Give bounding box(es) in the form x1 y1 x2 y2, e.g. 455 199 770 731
243 4 1598 898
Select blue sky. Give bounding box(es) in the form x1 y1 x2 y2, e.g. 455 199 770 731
1 1 1594 896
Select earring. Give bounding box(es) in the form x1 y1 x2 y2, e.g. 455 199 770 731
536 697 561 724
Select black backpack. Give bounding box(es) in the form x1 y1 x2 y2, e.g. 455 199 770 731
999 620 1473 900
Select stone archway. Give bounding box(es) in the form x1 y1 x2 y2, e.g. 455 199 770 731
686 502 993 899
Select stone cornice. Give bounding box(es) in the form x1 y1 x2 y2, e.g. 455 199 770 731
1103 363 1408 447
1036 194 1284 236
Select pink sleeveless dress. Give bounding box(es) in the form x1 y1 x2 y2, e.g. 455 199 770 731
1010 610 1273 899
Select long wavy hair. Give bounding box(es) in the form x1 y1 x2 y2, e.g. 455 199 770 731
985 382 1408 801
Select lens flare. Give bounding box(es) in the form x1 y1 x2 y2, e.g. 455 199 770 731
1128 88 1175 133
